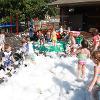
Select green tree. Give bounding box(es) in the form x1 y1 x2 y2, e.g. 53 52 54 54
0 0 57 22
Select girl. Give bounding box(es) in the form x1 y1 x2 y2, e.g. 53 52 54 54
68 32 76 55
51 28 57 46
88 51 100 100
77 39 90 81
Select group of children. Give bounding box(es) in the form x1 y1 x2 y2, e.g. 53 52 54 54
0 34 36 77
37 28 57 46
57 29 100 99
70 33 100 100
23 30 100 99
0 29 100 99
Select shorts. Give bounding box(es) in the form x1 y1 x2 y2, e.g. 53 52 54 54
78 60 86 65
4 60 13 68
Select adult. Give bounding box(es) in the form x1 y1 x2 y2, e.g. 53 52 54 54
29 25 34 41
68 32 76 55
0 32 5 51
59 26 63 35
92 33 100 52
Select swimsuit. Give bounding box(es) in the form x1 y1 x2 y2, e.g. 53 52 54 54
52 36 57 41
96 66 100 86
51 31 57 42
40 35 44 40
52 34 57 41
77 53 87 65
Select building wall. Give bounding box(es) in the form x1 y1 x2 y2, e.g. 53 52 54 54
60 5 100 31
60 7 69 28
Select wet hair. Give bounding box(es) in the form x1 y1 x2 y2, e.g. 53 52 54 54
4 43 11 51
81 39 89 48
21 38 27 44
92 51 100 62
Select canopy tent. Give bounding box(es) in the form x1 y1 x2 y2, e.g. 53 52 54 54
33 41 66 53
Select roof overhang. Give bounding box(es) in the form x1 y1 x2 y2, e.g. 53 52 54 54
48 0 100 6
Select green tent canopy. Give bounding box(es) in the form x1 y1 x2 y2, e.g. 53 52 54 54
33 41 66 53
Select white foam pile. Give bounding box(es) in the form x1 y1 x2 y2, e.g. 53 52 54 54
0 54 94 100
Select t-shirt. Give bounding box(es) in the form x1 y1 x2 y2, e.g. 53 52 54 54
21 43 29 53
2 51 13 62
93 35 100 45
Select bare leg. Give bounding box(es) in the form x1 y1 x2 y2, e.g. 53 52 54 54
40 40 42 45
43 39 45 45
52 41 55 46
77 63 82 80
67 46 71 55
82 65 86 80
54 41 56 46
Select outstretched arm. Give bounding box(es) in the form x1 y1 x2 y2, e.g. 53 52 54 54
75 48 81 54
87 50 90 58
88 66 98 92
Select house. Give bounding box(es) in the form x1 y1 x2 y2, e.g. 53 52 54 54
50 0 100 31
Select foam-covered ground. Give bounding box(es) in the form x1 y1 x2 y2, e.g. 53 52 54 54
0 54 95 100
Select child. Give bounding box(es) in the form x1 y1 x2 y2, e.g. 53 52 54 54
88 51 100 100
46 30 51 43
21 38 29 56
77 39 90 81
51 28 57 46
38 30 45 45
68 32 76 55
1 43 15 71
93 34 100 51
76 35 83 47
28 40 36 64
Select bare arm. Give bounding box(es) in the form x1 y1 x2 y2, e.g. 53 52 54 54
87 50 90 58
88 66 98 92
70 37 76 47
11 55 15 62
75 48 81 54
1 57 5 65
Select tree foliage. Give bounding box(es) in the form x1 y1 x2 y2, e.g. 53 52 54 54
0 0 57 22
